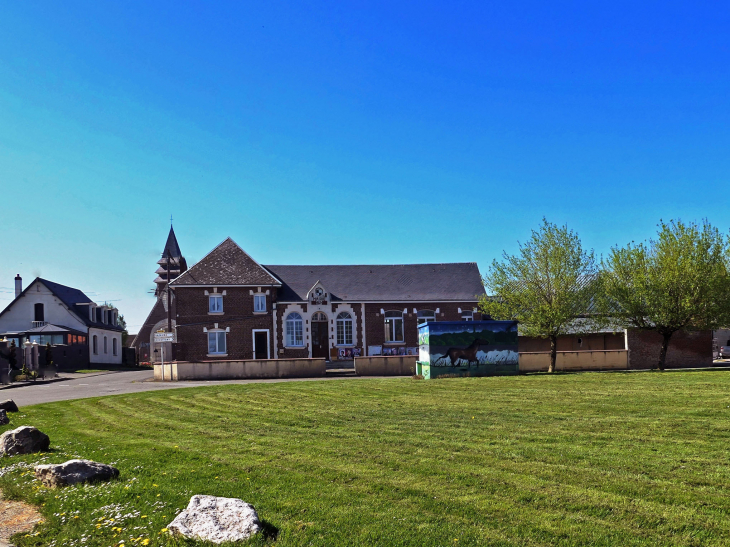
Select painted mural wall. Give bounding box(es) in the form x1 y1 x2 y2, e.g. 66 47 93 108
417 320 518 378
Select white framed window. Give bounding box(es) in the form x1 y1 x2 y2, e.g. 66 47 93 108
336 312 353 346
113 338 118 356
384 311 404 343
417 310 436 326
208 330 227 355
209 295 223 313
103 336 108 354
462 311 474 321
254 294 266 313
285 313 304 347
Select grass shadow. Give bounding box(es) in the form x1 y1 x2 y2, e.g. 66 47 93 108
259 519 279 541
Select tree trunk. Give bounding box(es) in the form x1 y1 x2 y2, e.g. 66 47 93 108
548 335 557 373
657 332 673 371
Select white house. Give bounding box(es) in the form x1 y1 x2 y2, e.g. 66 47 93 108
0 275 124 366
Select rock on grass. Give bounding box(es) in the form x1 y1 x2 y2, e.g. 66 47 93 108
34 459 119 487
0 400 19 412
0 426 49 456
168 495 261 544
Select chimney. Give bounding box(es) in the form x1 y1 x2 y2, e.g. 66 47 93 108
14 274 22 298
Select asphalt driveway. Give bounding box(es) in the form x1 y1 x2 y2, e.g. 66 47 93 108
0 369 361 407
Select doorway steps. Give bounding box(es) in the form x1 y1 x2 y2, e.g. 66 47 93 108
326 360 357 377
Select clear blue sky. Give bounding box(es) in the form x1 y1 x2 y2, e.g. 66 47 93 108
1 1 729 331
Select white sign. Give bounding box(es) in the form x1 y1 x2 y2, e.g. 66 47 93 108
154 332 176 343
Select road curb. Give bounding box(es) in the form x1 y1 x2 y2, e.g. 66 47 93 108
0 376 69 391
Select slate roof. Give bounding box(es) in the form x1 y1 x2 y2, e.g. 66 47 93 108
162 226 183 258
263 263 485 302
0 278 124 332
170 238 281 287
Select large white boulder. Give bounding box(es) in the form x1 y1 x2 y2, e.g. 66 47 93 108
168 495 261 543
34 459 119 487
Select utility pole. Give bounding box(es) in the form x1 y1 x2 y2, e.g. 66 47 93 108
166 248 172 332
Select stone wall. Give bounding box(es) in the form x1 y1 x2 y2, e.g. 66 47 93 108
519 350 628 372
354 356 417 376
154 358 326 381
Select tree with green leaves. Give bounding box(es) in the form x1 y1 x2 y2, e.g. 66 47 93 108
600 219 730 370
480 218 601 373
118 314 129 347
8 339 17 369
45 342 54 367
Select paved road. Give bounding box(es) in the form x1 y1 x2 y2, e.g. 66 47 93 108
0 370 362 407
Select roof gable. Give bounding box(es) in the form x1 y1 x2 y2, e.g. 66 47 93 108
263 263 485 302
170 238 281 287
0 278 123 332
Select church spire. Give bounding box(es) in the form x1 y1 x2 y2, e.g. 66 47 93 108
154 226 187 297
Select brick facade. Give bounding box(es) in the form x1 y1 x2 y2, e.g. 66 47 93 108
174 286 275 362
363 302 483 350
626 329 712 369
517 329 711 370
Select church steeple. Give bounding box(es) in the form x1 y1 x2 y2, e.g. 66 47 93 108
154 226 187 297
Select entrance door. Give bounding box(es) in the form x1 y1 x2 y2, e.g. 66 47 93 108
254 331 269 360
311 313 329 359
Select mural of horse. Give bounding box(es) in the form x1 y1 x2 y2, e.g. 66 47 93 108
440 339 490 366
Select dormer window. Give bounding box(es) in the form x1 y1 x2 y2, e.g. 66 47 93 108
209 295 223 313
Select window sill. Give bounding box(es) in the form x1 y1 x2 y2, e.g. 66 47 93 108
284 345 305 349
208 312 224 315
253 311 268 315
335 344 355 348
383 342 406 345
207 353 228 358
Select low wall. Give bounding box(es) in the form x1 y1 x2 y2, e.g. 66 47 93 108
519 350 629 372
154 358 326 381
355 356 417 376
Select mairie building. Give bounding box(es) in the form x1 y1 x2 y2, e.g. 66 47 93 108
134 229 485 363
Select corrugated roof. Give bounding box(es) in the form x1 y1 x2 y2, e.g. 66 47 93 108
263 263 485 302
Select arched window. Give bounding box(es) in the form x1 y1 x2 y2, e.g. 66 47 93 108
311 312 327 322
417 309 436 325
286 313 304 347
93 335 98 354
104 336 108 353
336 312 353 346
113 337 118 356
384 311 404 343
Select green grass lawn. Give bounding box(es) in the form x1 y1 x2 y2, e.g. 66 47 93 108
2 371 730 546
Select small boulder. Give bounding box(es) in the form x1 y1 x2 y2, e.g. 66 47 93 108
34 459 119 488
0 400 19 412
0 426 49 456
168 495 261 544
0 409 8 425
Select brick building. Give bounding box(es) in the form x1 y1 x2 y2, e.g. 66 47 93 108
167 237 485 362
519 328 711 369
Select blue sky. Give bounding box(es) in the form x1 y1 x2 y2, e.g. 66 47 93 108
1 1 729 331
